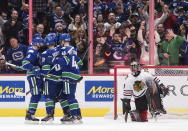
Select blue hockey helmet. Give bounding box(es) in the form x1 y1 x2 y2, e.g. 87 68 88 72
59 33 71 42
32 36 44 46
44 33 57 46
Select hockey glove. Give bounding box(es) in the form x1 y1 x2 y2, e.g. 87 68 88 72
32 66 41 78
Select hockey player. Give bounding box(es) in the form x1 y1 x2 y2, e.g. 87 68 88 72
40 33 59 122
40 33 71 122
121 61 167 122
22 37 44 122
53 45 83 124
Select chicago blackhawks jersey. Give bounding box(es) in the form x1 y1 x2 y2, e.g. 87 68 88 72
123 70 154 99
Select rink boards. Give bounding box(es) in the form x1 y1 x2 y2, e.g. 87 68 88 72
0 75 187 117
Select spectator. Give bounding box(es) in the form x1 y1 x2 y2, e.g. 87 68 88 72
74 0 87 19
74 28 87 56
180 41 188 65
159 29 185 65
0 11 7 28
104 12 121 31
104 32 126 68
96 13 104 23
5 37 27 73
0 47 8 73
115 5 128 22
179 24 187 40
94 43 108 73
74 28 88 72
94 0 107 17
68 14 87 38
2 10 23 50
59 0 74 17
55 22 65 43
137 21 160 65
49 5 65 31
33 24 45 38
157 23 166 42
94 23 109 47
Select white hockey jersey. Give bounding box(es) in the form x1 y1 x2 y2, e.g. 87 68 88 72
123 70 154 99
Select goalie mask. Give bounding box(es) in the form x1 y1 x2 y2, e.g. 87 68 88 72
130 61 141 77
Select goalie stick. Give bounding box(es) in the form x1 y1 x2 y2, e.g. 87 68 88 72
124 111 129 122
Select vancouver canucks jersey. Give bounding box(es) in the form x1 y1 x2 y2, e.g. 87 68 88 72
61 53 83 81
6 44 28 66
22 46 41 75
41 47 63 81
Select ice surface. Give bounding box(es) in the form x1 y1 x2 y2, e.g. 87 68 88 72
0 117 188 131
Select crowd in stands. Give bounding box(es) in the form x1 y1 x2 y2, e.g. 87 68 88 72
0 0 88 74
0 0 188 74
93 0 188 73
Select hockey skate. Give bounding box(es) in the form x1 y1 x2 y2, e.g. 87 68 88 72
60 115 74 124
41 114 54 124
25 111 39 124
72 115 83 124
150 110 160 121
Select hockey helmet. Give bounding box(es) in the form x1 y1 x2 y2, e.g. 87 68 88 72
130 61 141 76
59 33 71 42
32 36 44 46
44 33 57 46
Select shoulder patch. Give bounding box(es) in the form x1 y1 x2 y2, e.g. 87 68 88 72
28 50 34 53
42 51 47 54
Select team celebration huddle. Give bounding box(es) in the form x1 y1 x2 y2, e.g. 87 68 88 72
21 33 83 124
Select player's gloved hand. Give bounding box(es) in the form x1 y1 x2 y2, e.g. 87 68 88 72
32 66 41 78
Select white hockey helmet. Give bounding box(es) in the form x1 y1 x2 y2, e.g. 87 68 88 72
130 61 141 76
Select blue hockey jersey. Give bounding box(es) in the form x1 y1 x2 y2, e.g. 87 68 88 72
6 44 28 66
22 46 41 75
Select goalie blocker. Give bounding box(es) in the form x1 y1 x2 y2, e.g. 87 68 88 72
121 61 168 122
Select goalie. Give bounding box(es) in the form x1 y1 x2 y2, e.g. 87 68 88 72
121 61 169 122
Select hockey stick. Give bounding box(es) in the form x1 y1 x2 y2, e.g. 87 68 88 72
81 41 91 61
15 76 83 97
14 90 30 96
124 111 129 122
43 74 83 84
5 62 25 71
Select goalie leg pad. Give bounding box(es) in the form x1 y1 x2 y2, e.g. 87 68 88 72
139 110 148 122
129 110 142 122
129 110 148 122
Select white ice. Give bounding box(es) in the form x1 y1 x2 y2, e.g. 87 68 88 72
0 117 188 131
